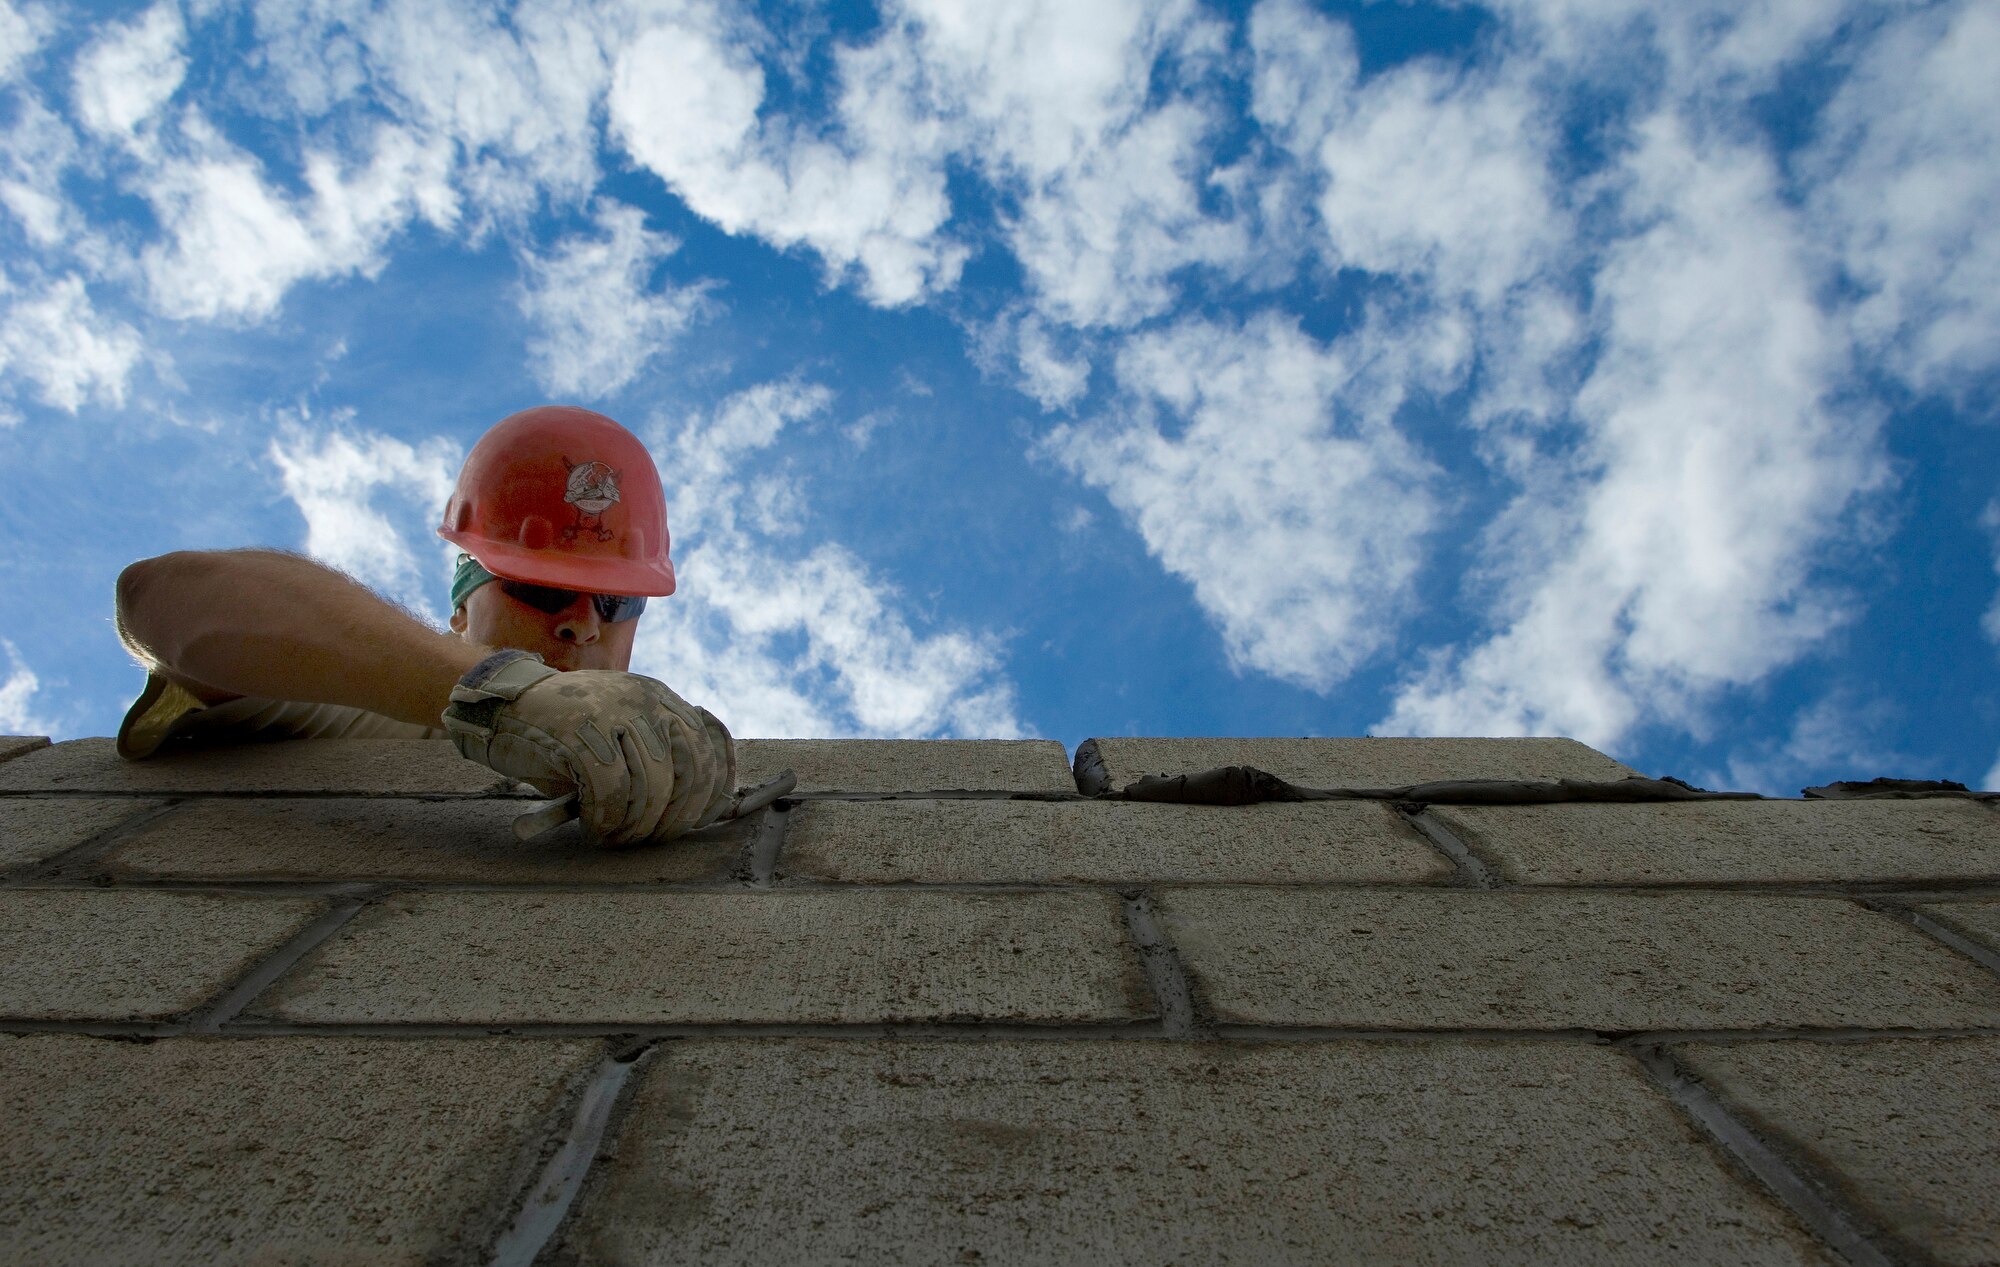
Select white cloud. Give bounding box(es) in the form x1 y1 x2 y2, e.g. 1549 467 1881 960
1310 62 1563 307
1806 0 2000 400
632 381 1025 738
895 0 1246 328
1383 117 1884 745
0 640 54 735
0 95 83 248
904 0 1201 177
608 11 964 306
0 272 145 412
1984 751 2000 794
1248 0 1560 311
0 0 54 87
1714 692 1898 796
1046 311 1443 690
1251 0 1578 427
138 114 457 320
1247 0 1356 153
1486 0 1853 90
71 2 187 139
606 0 1248 326
517 200 707 399
267 417 461 617
976 308 1092 410
1014 314 1091 410
1004 98 1248 329
247 0 609 206
841 408 891 450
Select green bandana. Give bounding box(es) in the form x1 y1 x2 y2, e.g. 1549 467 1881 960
451 553 498 612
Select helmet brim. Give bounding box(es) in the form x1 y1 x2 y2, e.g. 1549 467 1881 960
441 529 678 597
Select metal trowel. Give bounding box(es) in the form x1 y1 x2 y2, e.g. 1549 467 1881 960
511 769 799 841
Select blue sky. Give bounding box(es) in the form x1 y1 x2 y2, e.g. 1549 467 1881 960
2 0 1997 793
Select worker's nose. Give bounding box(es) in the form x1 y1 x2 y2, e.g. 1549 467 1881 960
554 598 601 645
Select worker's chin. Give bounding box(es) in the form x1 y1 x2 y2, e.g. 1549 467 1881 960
538 648 593 672
540 646 625 673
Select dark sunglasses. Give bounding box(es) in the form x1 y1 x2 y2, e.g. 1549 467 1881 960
498 579 648 623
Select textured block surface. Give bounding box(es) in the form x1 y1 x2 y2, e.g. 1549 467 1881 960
736 738 1074 794
0 797 164 872
0 736 48 765
1085 736 1637 790
259 890 1147 1024
8 727 1994 1264
0 890 324 1020
561 1039 1827 1266
1158 889 2000 1030
0 1034 598 1267
104 797 751 883
1678 1038 2000 1267
1915 898 2000 956
0 737 508 794
781 799 1452 884
1432 799 2000 884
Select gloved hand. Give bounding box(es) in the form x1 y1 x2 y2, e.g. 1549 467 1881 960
440 650 736 846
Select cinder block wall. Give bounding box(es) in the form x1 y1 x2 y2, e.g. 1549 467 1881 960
2 733 1998 1265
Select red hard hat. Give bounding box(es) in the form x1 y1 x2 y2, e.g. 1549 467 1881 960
438 405 676 596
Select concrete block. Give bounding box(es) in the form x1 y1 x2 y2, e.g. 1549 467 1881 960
737 738 1074 795
0 1034 599 1266
1914 898 2000 957
0 736 510 795
0 735 48 765
103 797 751 884
1432 799 2000 885
1678 1037 2000 1267
1084 736 1637 790
1158 889 2000 1030
782 798 1452 885
0 797 165 872
560 1039 1828 1266
258 890 1147 1025
0 890 325 1020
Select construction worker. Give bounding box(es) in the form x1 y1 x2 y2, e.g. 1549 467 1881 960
114 405 749 845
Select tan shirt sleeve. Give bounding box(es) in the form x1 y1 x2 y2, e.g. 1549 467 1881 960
118 672 446 760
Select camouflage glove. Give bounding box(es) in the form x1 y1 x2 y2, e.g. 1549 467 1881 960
440 650 736 846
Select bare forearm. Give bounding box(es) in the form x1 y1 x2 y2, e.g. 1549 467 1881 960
117 549 485 729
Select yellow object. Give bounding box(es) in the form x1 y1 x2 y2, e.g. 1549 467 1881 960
116 674 208 760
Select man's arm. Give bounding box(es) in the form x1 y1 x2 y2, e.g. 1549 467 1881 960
116 549 485 730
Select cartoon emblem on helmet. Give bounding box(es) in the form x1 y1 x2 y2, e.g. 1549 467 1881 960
562 459 621 542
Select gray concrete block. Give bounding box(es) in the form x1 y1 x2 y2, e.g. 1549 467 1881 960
0 1034 598 1266
0 736 510 794
737 738 1074 794
1432 799 2000 884
0 797 165 872
560 1039 1828 1266
259 890 1147 1025
103 797 751 883
1914 898 2000 957
0 890 325 1020
1678 1037 2000 1267
1085 736 1637 790
0 735 48 765
782 798 1452 885
1158 889 2000 1030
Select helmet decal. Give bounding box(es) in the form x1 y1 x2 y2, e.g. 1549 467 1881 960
563 459 620 542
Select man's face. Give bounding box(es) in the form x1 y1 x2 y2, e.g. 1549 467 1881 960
451 582 639 672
